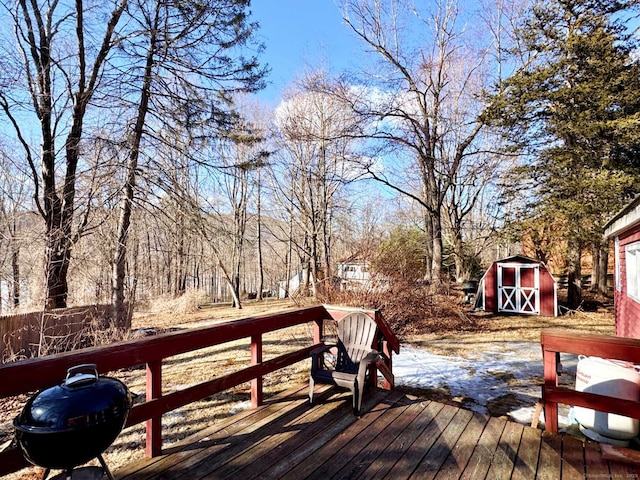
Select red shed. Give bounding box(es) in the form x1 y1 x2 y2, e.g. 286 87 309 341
604 195 640 339
476 255 557 316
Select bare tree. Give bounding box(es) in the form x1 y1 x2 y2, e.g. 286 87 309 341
0 0 128 308
271 71 360 295
340 0 493 282
443 138 509 281
0 152 33 309
109 0 266 322
215 128 265 306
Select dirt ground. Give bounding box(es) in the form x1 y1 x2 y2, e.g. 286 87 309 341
1 295 616 479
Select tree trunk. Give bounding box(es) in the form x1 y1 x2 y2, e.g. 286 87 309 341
311 231 320 296
112 155 136 328
112 15 157 328
322 205 332 283
285 212 293 298
175 228 186 296
431 214 444 283
590 241 599 293
232 212 246 307
301 233 312 296
215 254 242 308
256 171 264 300
566 239 582 309
423 212 433 281
453 228 465 282
11 242 20 308
42 119 66 310
320 144 332 283
597 239 609 295
45 232 71 309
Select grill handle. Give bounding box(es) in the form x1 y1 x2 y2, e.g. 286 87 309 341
65 363 99 387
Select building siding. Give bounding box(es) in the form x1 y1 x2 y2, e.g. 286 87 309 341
616 229 640 339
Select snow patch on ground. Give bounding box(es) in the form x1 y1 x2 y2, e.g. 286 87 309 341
394 343 577 427
229 400 252 415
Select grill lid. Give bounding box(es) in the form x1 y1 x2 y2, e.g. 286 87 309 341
14 364 131 433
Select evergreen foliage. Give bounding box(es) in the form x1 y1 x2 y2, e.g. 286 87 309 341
488 0 640 302
372 226 427 282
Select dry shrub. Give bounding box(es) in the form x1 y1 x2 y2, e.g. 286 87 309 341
319 280 484 339
77 319 131 348
148 289 209 315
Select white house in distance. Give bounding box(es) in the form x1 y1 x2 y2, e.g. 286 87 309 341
278 260 375 298
337 260 371 291
278 269 315 299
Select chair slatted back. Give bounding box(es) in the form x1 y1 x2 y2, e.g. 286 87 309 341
335 312 377 374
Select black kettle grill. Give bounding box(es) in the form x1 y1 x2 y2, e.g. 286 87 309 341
14 364 132 480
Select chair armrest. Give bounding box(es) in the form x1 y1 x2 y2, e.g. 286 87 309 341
357 350 380 379
363 351 379 363
310 343 333 358
310 343 337 374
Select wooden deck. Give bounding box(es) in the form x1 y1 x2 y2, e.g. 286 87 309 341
115 385 640 480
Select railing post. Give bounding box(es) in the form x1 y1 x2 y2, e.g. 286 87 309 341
542 345 559 433
251 334 263 407
146 360 162 457
381 340 393 390
313 317 323 344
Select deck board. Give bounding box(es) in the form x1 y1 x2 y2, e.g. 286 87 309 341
511 423 541 480
277 390 404 480
410 407 474 480
384 402 460 479
486 420 524 479
535 432 562 480
459 416 507 480
329 400 419 479
113 386 640 480
584 438 610 478
434 411 490 480
561 433 587 480
360 400 446 480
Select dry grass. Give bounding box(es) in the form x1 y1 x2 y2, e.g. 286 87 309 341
2 290 616 479
132 296 305 330
101 301 317 478
404 306 615 357
2 298 314 480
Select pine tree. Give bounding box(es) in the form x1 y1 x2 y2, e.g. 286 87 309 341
490 0 640 307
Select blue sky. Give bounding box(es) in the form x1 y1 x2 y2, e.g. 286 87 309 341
249 1 364 104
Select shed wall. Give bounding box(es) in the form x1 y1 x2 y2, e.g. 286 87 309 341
539 269 558 317
483 263 498 312
481 258 557 316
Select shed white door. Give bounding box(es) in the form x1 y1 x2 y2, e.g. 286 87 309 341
497 263 540 315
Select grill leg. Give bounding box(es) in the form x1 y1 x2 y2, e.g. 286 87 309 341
98 454 115 480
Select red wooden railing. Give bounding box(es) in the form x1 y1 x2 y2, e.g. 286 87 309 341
541 329 640 433
0 305 399 477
